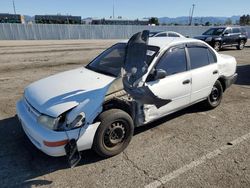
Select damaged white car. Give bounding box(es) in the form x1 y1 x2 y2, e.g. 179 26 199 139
16 31 237 165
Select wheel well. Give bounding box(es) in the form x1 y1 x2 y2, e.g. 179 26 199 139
213 40 221 44
218 77 226 92
101 99 133 119
237 38 247 43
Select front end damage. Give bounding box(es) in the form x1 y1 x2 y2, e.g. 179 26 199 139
16 30 168 167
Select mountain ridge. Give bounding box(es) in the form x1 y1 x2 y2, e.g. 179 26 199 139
158 16 240 25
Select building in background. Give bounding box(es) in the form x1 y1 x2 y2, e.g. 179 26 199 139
90 18 149 25
35 15 81 24
0 13 23 23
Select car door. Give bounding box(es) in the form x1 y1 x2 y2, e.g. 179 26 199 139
231 28 241 45
187 44 219 103
222 28 232 45
144 45 191 119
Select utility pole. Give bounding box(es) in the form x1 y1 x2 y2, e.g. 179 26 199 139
188 7 192 25
189 4 195 25
112 0 115 19
12 0 17 14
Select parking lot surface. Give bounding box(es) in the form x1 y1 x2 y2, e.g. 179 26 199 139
0 40 249 188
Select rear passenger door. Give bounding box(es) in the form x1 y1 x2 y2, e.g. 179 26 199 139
187 44 219 103
231 28 241 44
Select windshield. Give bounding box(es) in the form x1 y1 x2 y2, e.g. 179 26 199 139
203 28 225 36
86 43 160 77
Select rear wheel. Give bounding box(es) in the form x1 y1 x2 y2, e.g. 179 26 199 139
204 80 223 109
237 40 245 50
213 41 221 52
93 109 134 158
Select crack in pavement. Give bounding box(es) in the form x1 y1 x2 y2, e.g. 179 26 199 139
122 151 163 184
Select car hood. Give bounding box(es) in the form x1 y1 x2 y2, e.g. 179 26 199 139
24 67 115 117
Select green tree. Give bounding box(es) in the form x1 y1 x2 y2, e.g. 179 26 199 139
239 14 250 25
149 17 159 25
205 21 211 26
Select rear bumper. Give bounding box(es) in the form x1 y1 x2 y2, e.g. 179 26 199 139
225 73 238 89
16 99 100 157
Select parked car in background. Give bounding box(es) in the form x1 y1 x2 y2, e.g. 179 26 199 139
194 26 248 51
16 32 237 161
149 31 185 38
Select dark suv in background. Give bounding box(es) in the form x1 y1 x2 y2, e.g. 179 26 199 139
195 27 248 51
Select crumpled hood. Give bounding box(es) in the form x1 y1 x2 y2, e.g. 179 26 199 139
24 67 115 117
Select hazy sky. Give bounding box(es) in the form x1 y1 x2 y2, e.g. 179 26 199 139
1 0 250 18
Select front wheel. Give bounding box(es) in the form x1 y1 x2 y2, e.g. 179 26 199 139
93 109 134 158
237 40 245 50
204 80 223 109
213 41 221 52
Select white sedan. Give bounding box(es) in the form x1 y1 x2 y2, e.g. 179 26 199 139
16 31 237 164
149 31 185 38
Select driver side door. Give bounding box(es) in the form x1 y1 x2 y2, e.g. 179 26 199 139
144 45 191 122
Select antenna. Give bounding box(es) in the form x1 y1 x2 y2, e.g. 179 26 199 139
189 4 195 25
12 0 17 14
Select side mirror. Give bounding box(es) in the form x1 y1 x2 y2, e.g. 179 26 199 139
154 69 167 80
223 32 229 36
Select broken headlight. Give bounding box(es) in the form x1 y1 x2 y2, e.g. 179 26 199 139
66 112 86 130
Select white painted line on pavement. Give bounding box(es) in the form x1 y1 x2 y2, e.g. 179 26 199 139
145 132 250 188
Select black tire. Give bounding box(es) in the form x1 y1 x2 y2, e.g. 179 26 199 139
237 40 245 50
204 80 223 109
93 109 134 158
213 41 221 52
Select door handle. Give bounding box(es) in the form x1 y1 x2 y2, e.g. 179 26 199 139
213 70 218 74
183 79 191 85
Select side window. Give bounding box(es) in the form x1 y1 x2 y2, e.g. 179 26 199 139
155 33 167 37
188 46 210 69
232 28 240 33
156 47 187 75
207 48 217 64
168 33 179 37
241 28 246 33
224 28 231 34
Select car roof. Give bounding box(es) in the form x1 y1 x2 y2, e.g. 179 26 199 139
121 37 201 50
